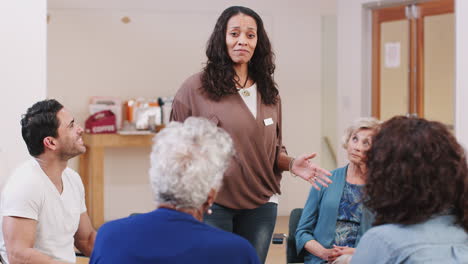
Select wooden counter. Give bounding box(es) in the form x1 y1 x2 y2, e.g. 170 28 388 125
78 133 155 228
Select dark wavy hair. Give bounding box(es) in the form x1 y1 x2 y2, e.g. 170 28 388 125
21 99 63 157
365 116 468 232
202 6 278 105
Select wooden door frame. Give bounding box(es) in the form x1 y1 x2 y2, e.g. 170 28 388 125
371 5 407 118
416 0 454 117
371 0 454 119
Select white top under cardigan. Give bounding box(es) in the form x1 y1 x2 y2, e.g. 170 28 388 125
238 83 279 204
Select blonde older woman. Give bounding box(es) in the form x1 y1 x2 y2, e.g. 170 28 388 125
296 117 381 264
90 117 260 264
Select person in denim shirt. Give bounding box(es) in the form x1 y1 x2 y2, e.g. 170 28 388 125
352 116 468 264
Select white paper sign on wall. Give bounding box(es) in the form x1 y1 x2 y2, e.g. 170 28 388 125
385 42 401 68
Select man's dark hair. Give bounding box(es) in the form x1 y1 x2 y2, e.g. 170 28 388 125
202 6 279 105
365 116 468 232
21 99 64 157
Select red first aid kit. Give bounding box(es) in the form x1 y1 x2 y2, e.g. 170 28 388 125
85 110 117 134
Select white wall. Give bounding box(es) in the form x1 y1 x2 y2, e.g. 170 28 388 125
47 0 336 219
336 0 468 164
321 16 338 171
336 0 371 166
0 0 47 186
455 0 468 150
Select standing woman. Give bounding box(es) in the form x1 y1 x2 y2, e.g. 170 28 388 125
171 6 331 263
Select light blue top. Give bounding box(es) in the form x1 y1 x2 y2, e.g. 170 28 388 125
351 214 468 264
295 165 374 264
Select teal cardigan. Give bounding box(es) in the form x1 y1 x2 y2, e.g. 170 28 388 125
295 165 374 264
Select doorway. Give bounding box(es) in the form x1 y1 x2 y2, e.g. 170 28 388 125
371 0 454 128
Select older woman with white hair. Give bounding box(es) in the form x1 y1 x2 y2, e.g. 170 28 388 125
90 117 260 264
295 117 381 264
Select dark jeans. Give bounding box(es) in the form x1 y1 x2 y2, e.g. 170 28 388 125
204 202 278 264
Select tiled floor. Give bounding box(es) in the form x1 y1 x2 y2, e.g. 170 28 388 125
77 216 291 264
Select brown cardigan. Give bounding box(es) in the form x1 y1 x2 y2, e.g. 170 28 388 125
170 72 287 209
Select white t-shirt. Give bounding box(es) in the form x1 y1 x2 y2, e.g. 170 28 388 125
0 158 86 263
238 84 279 204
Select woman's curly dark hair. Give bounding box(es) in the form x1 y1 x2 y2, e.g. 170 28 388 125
201 6 279 105
364 116 468 232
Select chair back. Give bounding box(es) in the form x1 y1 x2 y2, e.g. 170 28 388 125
287 208 305 263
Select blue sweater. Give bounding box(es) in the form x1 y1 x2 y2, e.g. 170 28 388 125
90 208 260 264
295 165 374 264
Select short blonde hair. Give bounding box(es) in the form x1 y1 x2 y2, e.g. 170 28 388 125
342 117 381 149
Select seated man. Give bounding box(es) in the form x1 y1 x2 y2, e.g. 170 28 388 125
0 99 96 264
90 117 260 264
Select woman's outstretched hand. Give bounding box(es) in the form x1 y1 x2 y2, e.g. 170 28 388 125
291 153 332 190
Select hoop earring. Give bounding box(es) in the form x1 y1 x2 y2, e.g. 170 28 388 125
207 203 213 215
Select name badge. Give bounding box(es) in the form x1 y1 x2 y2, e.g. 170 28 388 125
263 118 274 126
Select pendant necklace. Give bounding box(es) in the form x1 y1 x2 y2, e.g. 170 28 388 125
235 74 250 97
241 88 250 97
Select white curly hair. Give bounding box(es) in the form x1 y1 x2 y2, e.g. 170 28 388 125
342 117 382 149
149 117 234 209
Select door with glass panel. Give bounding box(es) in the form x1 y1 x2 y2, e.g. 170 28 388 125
372 0 454 129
